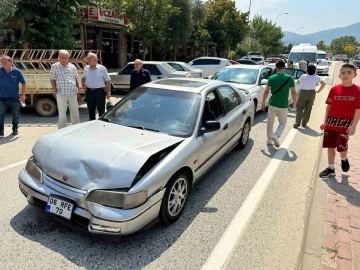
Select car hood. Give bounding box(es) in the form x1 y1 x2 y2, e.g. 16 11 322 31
33 121 183 190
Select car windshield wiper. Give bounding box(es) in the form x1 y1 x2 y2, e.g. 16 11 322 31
223 80 240 84
98 117 113 123
125 125 160 132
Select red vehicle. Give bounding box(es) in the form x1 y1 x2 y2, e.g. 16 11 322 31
228 60 239 65
267 57 281 64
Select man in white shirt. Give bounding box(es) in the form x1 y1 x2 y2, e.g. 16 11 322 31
294 64 326 128
81 53 111 120
50 50 80 129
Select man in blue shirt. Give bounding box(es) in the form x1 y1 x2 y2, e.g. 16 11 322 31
0 56 26 137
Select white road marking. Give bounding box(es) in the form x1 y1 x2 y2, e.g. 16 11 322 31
201 128 298 270
0 160 27 172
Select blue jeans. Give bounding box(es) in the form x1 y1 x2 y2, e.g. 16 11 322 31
0 98 20 133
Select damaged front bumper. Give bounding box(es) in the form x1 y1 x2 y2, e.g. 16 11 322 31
18 169 165 235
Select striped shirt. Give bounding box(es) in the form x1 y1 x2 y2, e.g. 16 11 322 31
82 64 111 88
50 62 78 96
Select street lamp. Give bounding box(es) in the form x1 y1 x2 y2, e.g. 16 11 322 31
275 13 288 24
293 27 304 45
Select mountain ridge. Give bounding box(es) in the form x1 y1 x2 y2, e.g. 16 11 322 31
282 22 360 45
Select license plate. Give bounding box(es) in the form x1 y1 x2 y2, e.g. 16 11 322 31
45 196 74 220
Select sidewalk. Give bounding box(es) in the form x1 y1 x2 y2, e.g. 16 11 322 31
301 63 360 270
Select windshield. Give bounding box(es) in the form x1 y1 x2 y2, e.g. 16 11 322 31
213 68 258 84
317 54 326 60
317 60 328 66
289 52 317 63
104 87 201 137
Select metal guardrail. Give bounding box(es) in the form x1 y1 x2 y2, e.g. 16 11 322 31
0 49 102 73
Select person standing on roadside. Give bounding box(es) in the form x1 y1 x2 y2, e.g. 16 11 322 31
319 63 360 178
50 50 80 129
81 53 111 120
287 60 294 68
0 56 26 137
262 60 297 147
293 64 326 128
299 60 307 71
129 59 151 91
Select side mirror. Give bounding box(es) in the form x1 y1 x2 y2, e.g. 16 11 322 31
259 79 268 85
208 75 214 79
200 121 221 134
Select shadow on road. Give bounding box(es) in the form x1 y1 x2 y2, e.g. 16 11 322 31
10 139 255 270
0 134 18 145
297 126 323 137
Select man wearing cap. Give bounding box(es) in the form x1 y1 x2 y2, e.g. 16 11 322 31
81 53 111 120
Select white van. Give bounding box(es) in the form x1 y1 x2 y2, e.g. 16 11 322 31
288 43 318 66
317 50 326 60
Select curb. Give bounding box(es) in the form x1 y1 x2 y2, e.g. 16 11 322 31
298 63 338 269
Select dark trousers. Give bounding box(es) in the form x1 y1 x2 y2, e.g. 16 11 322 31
85 88 106 120
0 97 20 133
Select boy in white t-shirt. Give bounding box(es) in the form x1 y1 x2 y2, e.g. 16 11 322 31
294 64 326 128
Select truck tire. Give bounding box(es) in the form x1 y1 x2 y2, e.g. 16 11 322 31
35 98 57 117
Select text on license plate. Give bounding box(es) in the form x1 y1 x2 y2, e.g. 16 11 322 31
45 196 74 220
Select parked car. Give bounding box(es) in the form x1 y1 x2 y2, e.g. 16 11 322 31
353 60 360 69
167 61 203 78
109 61 190 91
236 59 258 65
266 57 281 64
316 60 330 76
18 78 255 235
210 65 305 111
241 56 265 65
188 57 232 78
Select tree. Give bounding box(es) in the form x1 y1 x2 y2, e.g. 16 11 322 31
110 0 178 60
205 0 249 57
330 36 357 55
317 40 329 51
0 0 18 24
15 0 90 49
250 14 284 57
166 0 193 60
188 0 210 58
286 43 293 52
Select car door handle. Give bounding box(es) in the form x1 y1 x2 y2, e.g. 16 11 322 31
223 123 228 130
242 109 246 115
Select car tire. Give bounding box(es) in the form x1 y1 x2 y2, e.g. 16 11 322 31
35 98 57 117
237 120 251 149
160 171 190 225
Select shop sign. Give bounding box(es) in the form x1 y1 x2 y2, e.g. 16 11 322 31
88 7 128 25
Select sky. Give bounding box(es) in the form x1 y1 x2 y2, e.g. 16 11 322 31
234 0 360 34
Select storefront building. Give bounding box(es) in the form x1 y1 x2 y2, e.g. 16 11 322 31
79 7 129 68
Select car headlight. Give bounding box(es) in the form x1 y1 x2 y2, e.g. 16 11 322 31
25 157 43 183
86 190 147 209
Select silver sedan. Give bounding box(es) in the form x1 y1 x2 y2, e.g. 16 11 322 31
167 61 203 78
109 61 190 91
18 78 255 235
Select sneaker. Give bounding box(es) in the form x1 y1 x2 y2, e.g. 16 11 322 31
319 167 336 178
0 132 4 138
272 136 280 147
341 159 350 172
267 140 274 145
12 129 18 136
293 124 300 129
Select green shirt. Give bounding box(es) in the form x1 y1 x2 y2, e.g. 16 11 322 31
267 73 295 108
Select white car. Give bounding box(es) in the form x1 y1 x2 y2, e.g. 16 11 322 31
188 57 231 78
109 61 190 91
167 61 203 78
241 56 265 65
210 65 304 111
316 60 330 76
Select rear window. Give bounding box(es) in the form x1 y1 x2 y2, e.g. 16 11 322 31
192 59 221 65
161 63 176 73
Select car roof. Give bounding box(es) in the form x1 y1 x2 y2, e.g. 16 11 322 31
145 78 225 93
192 57 229 61
224 65 264 70
126 61 167 65
167 61 186 64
